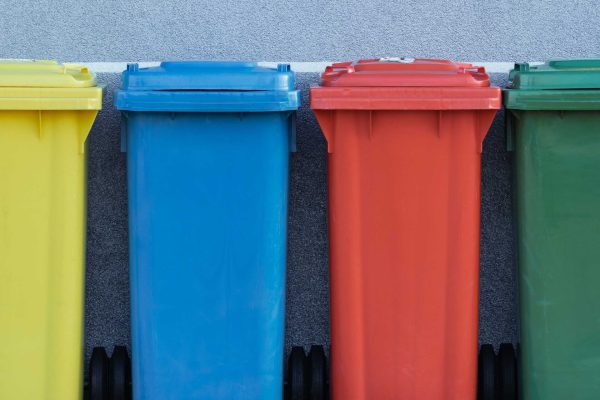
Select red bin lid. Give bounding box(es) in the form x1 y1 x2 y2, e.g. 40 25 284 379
311 58 501 110
320 58 491 87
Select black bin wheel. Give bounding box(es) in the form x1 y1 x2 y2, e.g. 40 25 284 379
497 343 517 400
308 345 328 400
478 344 496 400
287 346 307 400
109 346 132 400
89 347 109 400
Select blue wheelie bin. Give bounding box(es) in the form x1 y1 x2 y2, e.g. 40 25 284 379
115 62 300 400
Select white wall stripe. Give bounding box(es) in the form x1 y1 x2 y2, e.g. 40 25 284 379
76 61 543 74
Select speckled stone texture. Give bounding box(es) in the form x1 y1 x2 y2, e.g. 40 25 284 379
0 0 598 61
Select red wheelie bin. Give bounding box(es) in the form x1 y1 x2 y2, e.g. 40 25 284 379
309 58 503 400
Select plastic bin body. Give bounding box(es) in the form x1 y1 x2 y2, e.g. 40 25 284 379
0 61 101 400
311 59 501 400
116 62 299 400
505 60 600 400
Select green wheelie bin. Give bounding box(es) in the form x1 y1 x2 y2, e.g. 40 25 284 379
504 60 600 400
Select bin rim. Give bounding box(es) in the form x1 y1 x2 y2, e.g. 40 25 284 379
503 88 600 110
310 86 501 110
114 89 300 112
0 86 103 110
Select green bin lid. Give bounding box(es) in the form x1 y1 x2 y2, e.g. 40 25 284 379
509 60 600 90
505 60 600 110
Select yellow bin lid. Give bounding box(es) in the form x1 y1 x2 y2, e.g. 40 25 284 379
0 60 102 110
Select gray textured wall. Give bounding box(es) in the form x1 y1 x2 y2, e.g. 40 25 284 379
1 0 598 367
1 0 599 61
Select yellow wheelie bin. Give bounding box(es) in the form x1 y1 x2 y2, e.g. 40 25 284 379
0 60 102 399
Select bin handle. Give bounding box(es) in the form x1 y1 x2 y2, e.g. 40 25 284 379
457 64 486 74
506 110 515 152
120 113 128 153
323 62 355 77
288 112 297 153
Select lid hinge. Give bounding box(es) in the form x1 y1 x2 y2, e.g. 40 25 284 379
288 111 297 153
506 110 517 152
120 113 128 153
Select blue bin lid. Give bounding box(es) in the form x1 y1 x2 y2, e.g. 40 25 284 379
115 61 300 112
